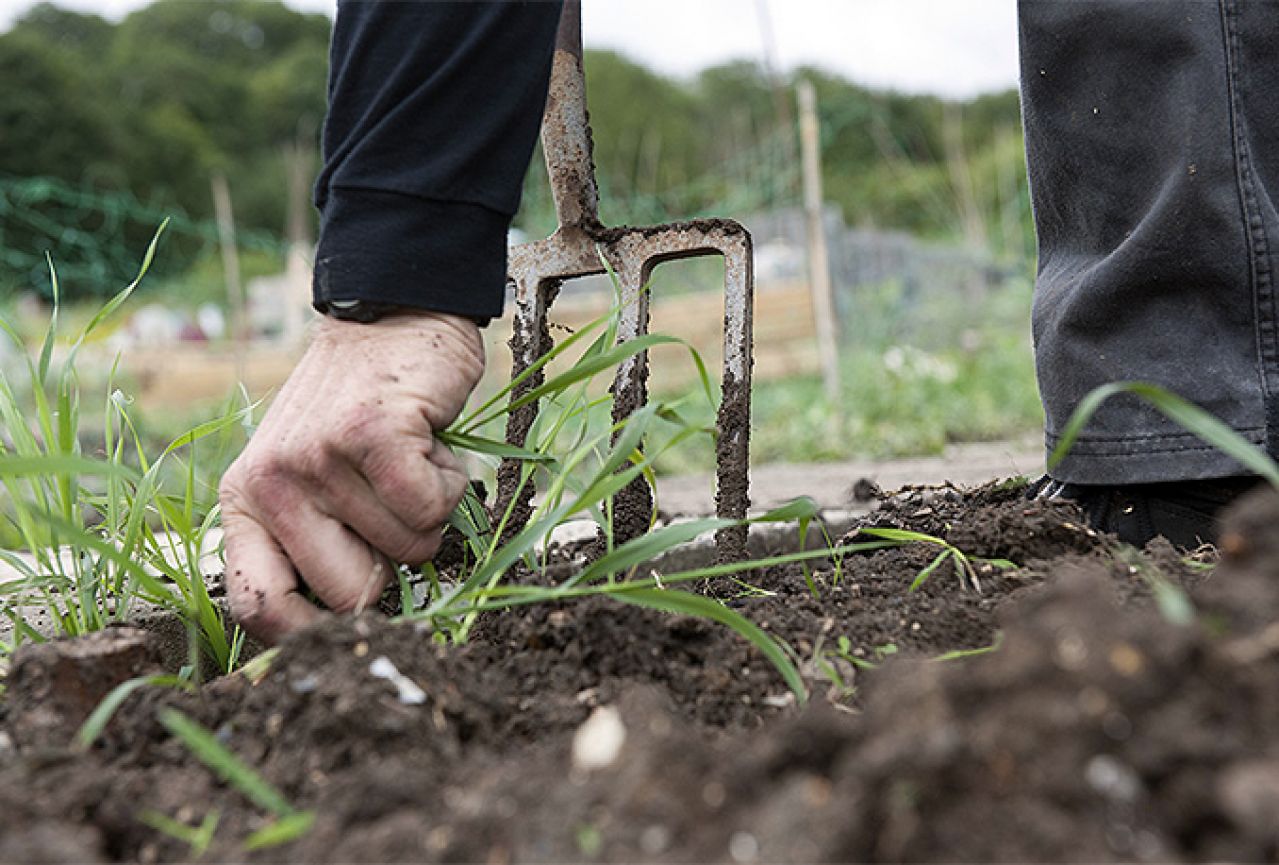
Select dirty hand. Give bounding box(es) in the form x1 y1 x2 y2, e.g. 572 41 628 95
219 312 484 644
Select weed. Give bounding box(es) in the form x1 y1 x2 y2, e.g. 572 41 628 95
932 633 1004 662
0 225 252 674
854 527 1015 593
138 808 220 859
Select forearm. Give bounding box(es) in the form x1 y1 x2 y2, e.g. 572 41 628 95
313 0 563 321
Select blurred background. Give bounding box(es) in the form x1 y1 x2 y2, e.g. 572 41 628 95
0 0 1043 473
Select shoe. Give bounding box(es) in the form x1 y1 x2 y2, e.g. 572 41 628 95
1028 475 1262 549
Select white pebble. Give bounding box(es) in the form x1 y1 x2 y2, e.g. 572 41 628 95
369 655 427 705
729 831 759 863
572 706 627 771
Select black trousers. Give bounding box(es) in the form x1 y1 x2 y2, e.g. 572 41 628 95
1020 0 1279 484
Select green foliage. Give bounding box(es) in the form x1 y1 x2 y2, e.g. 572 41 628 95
0 229 252 673
654 278 1043 472
0 0 327 297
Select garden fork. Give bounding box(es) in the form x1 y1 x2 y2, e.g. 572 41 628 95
496 0 755 562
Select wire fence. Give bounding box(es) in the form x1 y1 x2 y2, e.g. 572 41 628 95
0 175 287 298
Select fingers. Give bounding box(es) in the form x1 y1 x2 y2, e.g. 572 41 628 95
223 510 322 645
354 442 470 538
316 461 448 564
222 442 465 644
223 474 397 644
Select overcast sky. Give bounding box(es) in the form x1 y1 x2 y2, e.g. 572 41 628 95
1 0 1020 98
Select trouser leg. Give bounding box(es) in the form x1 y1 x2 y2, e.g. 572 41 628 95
1019 0 1279 484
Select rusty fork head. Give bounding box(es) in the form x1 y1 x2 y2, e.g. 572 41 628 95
497 0 755 562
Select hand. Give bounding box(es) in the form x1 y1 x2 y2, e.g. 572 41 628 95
219 311 484 644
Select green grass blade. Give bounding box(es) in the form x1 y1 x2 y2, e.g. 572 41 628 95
138 808 220 858
242 811 316 851
159 709 296 818
909 548 954 592
435 430 557 463
1050 381 1279 487
76 674 193 749
614 587 807 703
73 219 169 345
750 497 822 524
36 253 59 386
460 334 684 432
932 632 1004 661
0 453 142 485
855 526 946 546
561 517 734 589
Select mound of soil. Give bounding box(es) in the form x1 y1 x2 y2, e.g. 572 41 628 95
3 482 1277 863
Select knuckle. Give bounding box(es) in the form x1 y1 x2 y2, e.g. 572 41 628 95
238 457 289 498
333 405 380 452
293 442 334 482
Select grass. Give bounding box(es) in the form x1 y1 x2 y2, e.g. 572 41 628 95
159 708 315 851
0 236 890 706
855 527 1016 594
652 278 1043 474
0 225 252 675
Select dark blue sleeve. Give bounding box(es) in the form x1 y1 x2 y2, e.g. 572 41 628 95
313 0 562 321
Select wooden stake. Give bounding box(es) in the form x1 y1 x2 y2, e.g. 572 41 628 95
210 172 247 381
797 79 841 403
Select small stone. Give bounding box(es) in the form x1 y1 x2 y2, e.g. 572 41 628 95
1219 760 1279 836
1085 754 1142 803
571 706 626 771
368 656 427 705
6 627 161 750
1107 643 1145 677
639 824 671 855
289 673 319 694
729 831 759 863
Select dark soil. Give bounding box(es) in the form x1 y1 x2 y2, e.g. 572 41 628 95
4 481 1279 863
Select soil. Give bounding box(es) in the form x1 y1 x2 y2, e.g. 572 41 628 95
4 480 1279 863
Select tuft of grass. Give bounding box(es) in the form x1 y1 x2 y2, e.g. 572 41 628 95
854 526 1015 593
0 224 253 675
412 284 831 701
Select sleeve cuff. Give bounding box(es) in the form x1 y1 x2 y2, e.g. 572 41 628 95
313 188 510 322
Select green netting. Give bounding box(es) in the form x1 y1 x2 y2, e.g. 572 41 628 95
0 174 287 299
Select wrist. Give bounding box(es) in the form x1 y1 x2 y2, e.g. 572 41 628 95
312 310 484 382
318 298 487 327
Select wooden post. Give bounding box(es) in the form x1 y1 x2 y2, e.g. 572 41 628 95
282 121 317 348
797 79 841 403
210 172 247 381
